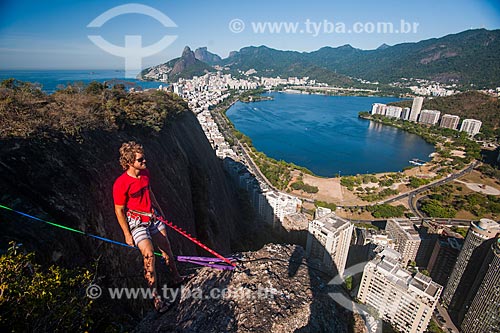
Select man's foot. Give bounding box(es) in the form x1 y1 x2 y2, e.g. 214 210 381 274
154 296 172 314
171 274 195 289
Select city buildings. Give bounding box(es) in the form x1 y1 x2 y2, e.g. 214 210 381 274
357 248 443 333
369 100 483 137
418 109 441 125
439 114 460 130
306 212 353 276
386 219 422 266
427 237 463 287
442 219 500 326
371 103 387 116
409 97 424 122
460 238 500 333
385 105 403 119
459 119 482 137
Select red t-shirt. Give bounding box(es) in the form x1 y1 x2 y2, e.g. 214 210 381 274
113 169 152 217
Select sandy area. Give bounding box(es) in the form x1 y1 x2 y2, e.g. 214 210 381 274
294 173 369 206
454 179 500 195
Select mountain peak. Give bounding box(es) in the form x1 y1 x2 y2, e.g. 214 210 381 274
194 47 222 65
182 46 193 57
377 43 390 50
337 44 354 50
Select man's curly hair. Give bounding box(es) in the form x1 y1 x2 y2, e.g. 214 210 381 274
119 141 144 170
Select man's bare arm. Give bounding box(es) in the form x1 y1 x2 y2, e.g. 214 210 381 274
150 190 166 217
114 204 134 246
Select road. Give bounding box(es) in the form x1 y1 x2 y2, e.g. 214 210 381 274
404 162 478 217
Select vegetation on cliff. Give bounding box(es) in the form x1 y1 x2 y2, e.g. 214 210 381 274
0 79 188 138
0 242 97 331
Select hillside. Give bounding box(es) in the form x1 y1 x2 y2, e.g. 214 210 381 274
220 45 355 87
219 29 500 87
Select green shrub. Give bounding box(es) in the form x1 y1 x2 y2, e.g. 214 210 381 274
0 242 95 331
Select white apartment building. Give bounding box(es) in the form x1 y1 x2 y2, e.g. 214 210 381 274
385 105 403 119
357 248 442 333
386 219 422 266
409 97 424 122
371 103 387 116
440 114 460 130
459 119 482 137
306 212 353 276
265 191 302 225
418 109 441 125
401 107 411 121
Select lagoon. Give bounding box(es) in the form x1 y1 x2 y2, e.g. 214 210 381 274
226 92 434 177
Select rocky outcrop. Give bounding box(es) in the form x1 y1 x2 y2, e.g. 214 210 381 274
140 46 214 82
136 244 351 332
194 47 222 65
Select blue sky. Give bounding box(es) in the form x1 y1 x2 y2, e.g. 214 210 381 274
1 0 499 70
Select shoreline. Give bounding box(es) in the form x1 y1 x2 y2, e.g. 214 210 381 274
223 91 431 178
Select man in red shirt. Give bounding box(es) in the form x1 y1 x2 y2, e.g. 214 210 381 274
113 141 183 313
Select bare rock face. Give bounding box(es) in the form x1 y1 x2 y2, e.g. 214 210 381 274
136 244 350 332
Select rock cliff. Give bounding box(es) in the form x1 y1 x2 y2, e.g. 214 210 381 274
136 244 350 332
0 86 249 289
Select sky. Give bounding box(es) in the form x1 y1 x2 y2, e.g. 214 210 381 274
1 0 499 70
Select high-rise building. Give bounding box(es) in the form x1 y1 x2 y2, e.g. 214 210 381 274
418 109 441 125
385 105 403 119
306 212 353 276
459 119 482 137
460 238 500 333
386 219 422 266
442 219 500 325
427 237 463 287
401 107 411 121
409 97 424 122
439 114 460 130
371 103 387 116
357 248 443 333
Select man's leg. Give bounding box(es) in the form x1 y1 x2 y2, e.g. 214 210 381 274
152 230 183 283
136 238 157 291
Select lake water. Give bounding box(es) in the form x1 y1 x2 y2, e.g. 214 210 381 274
226 92 435 177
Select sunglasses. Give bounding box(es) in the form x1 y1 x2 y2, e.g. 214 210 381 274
136 157 146 163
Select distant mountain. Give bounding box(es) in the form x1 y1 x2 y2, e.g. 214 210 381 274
218 29 500 87
140 46 213 82
194 47 222 65
143 29 500 88
219 45 355 87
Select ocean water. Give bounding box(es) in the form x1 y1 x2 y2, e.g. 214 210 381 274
226 92 435 177
0 69 164 93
